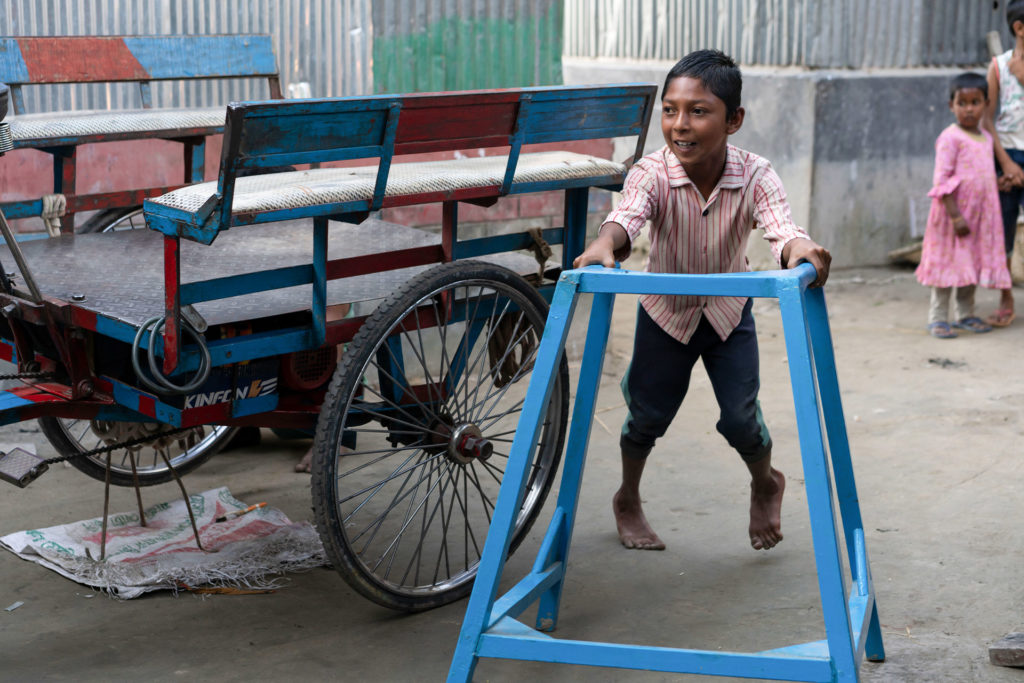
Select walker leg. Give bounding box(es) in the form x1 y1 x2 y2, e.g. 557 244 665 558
806 287 885 665
447 279 580 683
805 288 863 565
536 290 616 631
864 602 885 662
779 286 859 681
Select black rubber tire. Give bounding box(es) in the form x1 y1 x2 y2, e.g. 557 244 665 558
77 206 147 233
38 416 235 486
311 261 568 611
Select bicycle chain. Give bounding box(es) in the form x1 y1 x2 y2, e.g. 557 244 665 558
0 371 55 380
41 425 195 466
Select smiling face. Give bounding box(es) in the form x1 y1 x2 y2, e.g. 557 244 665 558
661 76 744 188
950 86 986 133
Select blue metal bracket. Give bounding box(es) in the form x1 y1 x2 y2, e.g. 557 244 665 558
448 263 884 682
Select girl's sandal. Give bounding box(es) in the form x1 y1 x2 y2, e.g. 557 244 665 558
952 316 993 333
928 322 958 339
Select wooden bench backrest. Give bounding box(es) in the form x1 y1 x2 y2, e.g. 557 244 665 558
213 84 657 228
0 34 281 112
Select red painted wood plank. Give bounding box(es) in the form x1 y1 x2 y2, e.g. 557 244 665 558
395 102 517 144
6 384 72 403
377 185 504 208
67 187 182 213
400 91 522 109
163 236 181 374
69 307 98 331
323 244 444 281
18 37 149 83
137 394 157 418
181 402 232 428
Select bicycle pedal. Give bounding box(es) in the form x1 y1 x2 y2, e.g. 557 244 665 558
0 447 49 488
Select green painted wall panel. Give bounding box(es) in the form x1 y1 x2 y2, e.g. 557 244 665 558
373 3 563 95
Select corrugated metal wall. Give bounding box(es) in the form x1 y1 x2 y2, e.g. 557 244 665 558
371 0 562 93
0 0 564 114
564 0 1010 68
0 0 372 114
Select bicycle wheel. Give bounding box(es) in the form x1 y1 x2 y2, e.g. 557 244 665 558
52 204 238 482
78 206 147 233
38 416 235 486
311 261 568 611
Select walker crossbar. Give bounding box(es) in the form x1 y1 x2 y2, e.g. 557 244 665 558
448 263 884 682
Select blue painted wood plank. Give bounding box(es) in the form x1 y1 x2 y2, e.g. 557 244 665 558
179 264 314 305
311 217 328 345
0 390 33 410
108 379 182 426
475 635 834 681
452 228 564 260
122 35 278 79
486 564 565 630
0 199 44 220
572 265 817 299
231 392 279 418
0 39 29 82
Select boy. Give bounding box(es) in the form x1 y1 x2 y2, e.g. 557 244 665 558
983 0 1024 327
573 50 831 551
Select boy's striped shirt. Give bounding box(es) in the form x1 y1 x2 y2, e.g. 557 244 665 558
602 144 809 343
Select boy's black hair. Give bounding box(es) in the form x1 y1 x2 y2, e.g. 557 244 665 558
949 72 988 102
663 49 742 119
1007 0 1024 32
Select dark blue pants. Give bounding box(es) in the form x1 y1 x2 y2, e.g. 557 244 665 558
620 299 771 464
996 147 1024 256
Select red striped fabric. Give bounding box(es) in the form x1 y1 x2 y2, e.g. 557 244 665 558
603 144 809 343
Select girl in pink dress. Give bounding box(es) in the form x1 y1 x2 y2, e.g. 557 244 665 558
916 72 1012 338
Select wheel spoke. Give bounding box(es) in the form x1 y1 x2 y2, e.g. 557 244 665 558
338 448 444 508
467 320 539 425
462 293 516 419
362 455 449 570
451 285 494 420
358 366 448 434
464 461 497 524
348 449 442 550
372 343 448 428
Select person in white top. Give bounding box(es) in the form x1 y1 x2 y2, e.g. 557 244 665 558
983 0 1024 327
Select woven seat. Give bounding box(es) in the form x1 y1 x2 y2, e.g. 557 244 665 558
9 107 225 146
147 151 624 217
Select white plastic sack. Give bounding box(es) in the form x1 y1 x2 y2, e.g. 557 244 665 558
0 487 326 598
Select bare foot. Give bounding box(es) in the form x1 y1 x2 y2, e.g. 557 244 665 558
294 447 313 473
749 468 785 550
613 488 665 550
296 445 350 473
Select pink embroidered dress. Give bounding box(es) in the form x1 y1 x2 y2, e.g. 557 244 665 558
916 124 1011 289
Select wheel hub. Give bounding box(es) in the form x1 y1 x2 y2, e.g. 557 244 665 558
447 423 493 464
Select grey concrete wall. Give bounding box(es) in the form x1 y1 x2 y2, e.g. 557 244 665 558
565 57 967 268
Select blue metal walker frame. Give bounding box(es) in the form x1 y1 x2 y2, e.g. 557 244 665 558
448 263 884 682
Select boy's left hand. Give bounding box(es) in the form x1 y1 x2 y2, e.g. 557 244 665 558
782 238 831 288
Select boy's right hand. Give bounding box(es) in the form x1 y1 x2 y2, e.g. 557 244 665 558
572 236 617 269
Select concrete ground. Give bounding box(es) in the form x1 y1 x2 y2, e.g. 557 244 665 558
1 264 1022 682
